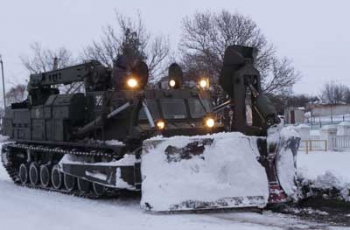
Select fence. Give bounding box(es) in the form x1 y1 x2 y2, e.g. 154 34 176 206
299 140 328 154
299 136 350 152
330 136 350 151
305 115 350 129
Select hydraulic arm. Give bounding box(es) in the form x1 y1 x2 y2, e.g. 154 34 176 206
219 45 280 136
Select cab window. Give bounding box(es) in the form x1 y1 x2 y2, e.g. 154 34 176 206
160 99 187 119
188 99 211 118
139 100 160 120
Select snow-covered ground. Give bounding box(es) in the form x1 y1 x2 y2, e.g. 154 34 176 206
0 166 343 230
0 139 348 229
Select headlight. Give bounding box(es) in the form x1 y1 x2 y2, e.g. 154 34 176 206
127 78 138 88
169 79 176 88
199 78 209 89
205 118 215 128
156 120 165 130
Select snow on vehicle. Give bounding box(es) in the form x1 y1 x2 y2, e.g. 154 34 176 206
0 45 300 212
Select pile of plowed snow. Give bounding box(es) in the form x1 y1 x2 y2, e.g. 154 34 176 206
141 132 270 211
0 135 8 143
298 151 350 201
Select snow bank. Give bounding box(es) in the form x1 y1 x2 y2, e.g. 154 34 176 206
0 135 9 143
338 121 350 126
297 151 350 200
310 129 320 136
337 122 350 136
298 151 350 184
321 125 337 131
141 132 269 211
290 124 310 139
295 124 310 129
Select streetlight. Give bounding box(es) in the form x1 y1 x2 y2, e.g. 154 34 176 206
0 55 5 109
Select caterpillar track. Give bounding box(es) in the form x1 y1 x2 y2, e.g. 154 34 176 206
1 142 124 199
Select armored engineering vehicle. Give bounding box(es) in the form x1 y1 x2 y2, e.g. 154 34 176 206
1 45 300 212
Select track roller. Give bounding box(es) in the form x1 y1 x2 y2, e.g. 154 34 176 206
40 165 51 188
51 165 63 190
64 174 76 192
77 178 91 194
92 183 106 196
19 163 29 184
29 163 40 185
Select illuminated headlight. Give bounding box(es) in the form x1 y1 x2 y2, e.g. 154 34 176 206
199 78 209 89
127 78 138 88
156 120 165 130
169 79 176 88
205 118 215 128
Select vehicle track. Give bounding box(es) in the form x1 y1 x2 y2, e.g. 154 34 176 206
1 142 120 199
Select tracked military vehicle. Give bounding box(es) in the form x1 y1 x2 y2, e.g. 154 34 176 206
1 46 300 212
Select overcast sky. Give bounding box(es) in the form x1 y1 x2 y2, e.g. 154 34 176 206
1 0 350 95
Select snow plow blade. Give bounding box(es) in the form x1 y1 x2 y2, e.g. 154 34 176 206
140 133 270 212
266 126 301 203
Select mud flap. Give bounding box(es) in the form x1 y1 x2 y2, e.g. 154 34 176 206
140 133 270 212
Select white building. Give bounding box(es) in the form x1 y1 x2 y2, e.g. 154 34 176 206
284 107 305 124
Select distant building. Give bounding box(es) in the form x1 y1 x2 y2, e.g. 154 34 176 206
284 107 305 124
309 104 350 117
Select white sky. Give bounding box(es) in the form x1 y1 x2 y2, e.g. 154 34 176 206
1 0 350 95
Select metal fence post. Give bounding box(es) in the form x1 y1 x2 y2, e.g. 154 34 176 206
0 55 6 109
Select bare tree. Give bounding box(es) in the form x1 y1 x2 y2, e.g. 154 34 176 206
319 82 349 104
345 88 350 104
5 84 26 104
264 57 300 95
20 43 80 93
21 42 73 73
83 12 170 83
179 11 299 94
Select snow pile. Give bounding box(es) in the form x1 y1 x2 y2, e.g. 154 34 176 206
336 121 350 136
104 139 125 146
0 134 9 143
321 124 337 131
295 124 311 129
284 207 329 216
310 129 320 136
141 132 269 211
59 153 137 166
85 171 107 181
291 124 310 139
338 121 350 126
116 167 133 189
297 151 350 201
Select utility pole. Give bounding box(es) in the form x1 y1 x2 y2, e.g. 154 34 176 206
0 55 6 109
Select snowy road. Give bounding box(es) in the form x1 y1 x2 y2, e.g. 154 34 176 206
0 163 346 230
